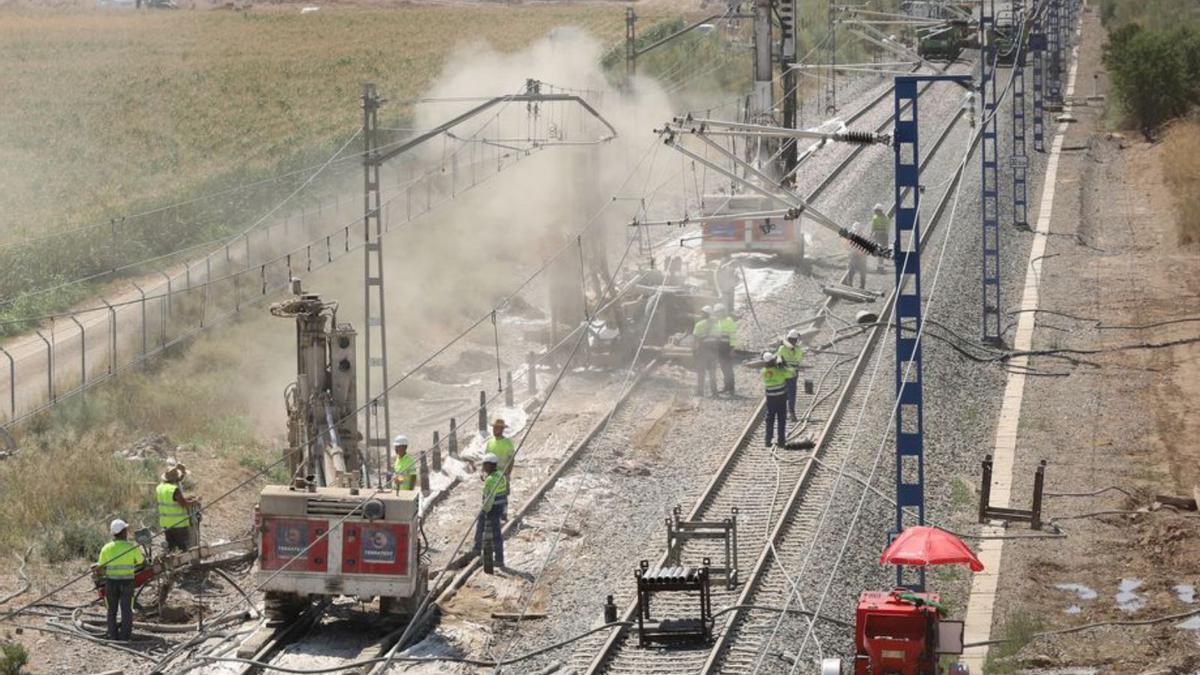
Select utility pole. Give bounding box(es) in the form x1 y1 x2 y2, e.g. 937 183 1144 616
752 0 774 117
979 0 1003 344
361 83 392 483
779 0 798 178
824 4 837 113
1011 0 1029 231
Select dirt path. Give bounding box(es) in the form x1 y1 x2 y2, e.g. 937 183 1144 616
982 7 1200 673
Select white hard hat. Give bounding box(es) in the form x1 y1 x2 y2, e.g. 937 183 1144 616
786 329 801 341
110 519 128 536
761 351 776 363
482 453 500 465
874 203 885 212
702 305 713 314
392 434 409 447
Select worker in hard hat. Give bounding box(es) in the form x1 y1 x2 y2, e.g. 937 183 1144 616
714 260 738 315
486 418 515 479
761 352 794 448
846 222 868 289
776 329 806 421
693 306 719 397
716 306 738 394
96 519 144 641
870 204 891 273
392 435 416 491
472 453 508 573
157 463 198 552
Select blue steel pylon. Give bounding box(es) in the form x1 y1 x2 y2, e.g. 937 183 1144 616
892 74 972 591
1047 0 1063 108
1011 0 1029 230
980 0 1003 343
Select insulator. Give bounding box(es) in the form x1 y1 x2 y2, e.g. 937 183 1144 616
839 227 888 258
835 130 878 145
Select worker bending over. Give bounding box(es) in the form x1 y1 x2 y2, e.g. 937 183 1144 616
157 463 198 552
776 329 805 421
871 203 891 273
693 306 720 397
96 519 144 641
761 353 794 447
717 308 737 395
472 453 508 572
392 434 416 491
846 223 868 289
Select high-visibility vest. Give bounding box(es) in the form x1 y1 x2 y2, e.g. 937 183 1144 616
393 453 416 490
486 436 515 473
762 367 793 397
694 319 719 344
482 470 509 513
718 317 737 347
777 343 804 374
871 213 890 235
156 482 188 530
97 540 144 580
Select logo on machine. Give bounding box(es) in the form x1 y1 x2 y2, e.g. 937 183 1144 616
362 526 397 564
275 522 310 559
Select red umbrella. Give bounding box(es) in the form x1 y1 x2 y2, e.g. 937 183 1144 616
880 526 984 572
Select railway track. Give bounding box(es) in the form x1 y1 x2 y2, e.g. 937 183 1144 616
200 59 977 675
574 68 978 675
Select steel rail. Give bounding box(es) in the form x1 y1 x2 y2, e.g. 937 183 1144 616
581 62 975 675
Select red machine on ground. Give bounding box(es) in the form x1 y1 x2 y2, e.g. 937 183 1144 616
820 589 966 675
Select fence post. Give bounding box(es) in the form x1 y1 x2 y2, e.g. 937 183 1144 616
0 347 14 420
36 329 53 403
505 371 514 407
978 455 994 524
418 452 430 497
478 390 487 436
432 431 442 472
448 417 459 459
1031 460 1047 531
69 315 86 389
527 351 537 393
131 281 148 357
185 261 192 291
102 299 117 375
158 269 173 318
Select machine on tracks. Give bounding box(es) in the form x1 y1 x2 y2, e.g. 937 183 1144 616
253 283 427 623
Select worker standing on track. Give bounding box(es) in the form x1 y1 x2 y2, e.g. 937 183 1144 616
870 204 891 273
716 307 737 395
761 352 794 448
693 306 719 397
714 260 738 314
846 222 869 289
392 435 416 491
96 519 144 641
776 329 805 421
472 453 508 573
486 418 515 479
156 463 198 553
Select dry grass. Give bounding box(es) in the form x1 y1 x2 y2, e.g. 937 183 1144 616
0 4 671 238
1161 119 1200 244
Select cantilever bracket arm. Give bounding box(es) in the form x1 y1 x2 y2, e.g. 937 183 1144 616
669 116 890 145
374 93 617 165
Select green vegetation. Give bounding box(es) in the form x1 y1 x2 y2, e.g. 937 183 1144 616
983 608 1045 674
0 4 671 328
1100 0 1200 137
0 642 28 675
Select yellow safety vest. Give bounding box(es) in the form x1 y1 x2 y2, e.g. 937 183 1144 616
777 343 804 375
718 317 737 347
156 482 188 530
97 540 144 580
871 213 890 235
393 453 416 490
762 367 793 397
482 470 509 513
486 436 515 473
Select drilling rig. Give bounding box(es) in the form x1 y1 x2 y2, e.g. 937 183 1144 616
252 281 426 621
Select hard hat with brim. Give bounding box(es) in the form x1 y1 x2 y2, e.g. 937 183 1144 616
392 434 409 447
482 453 500 465
110 519 128 536
161 464 188 483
